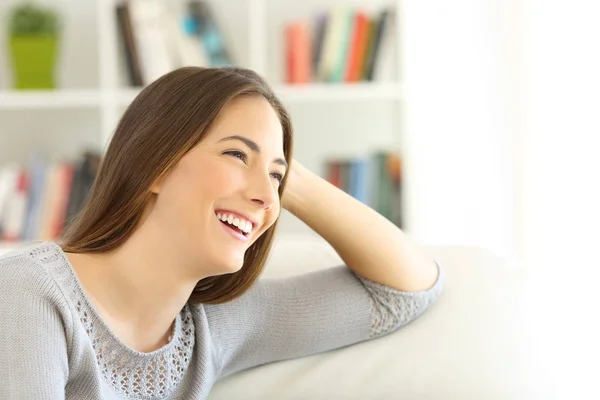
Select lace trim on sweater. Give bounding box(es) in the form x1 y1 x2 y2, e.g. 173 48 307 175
29 242 195 399
355 261 444 338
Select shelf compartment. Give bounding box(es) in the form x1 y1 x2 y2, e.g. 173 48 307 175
0 90 102 110
116 82 403 107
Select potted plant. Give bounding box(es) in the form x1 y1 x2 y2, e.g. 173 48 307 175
7 2 61 89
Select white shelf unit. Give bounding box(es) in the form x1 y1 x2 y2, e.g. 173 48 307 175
0 90 102 109
0 241 25 257
0 0 406 250
114 83 404 107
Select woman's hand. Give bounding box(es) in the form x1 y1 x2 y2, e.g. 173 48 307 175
279 158 438 292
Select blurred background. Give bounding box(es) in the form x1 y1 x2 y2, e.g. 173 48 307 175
1 0 600 396
0 0 599 279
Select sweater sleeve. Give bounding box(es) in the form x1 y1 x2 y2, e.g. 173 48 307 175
0 254 72 399
204 261 443 378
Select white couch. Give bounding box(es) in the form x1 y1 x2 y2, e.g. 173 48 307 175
208 234 559 400
1 236 587 398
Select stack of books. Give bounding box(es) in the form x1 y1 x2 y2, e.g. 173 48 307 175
115 0 234 87
325 151 403 228
0 151 101 242
285 8 395 84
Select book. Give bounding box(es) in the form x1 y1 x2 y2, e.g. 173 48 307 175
387 153 403 227
325 151 403 227
188 1 234 67
317 7 345 82
364 9 391 81
330 8 353 82
0 166 18 223
287 7 395 84
0 150 101 242
285 21 312 84
312 13 328 76
42 163 74 240
37 164 59 241
1 169 28 242
372 9 396 82
65 151 101 226
115 3 144 87
344 11 370 82
128 0 175 84
22 152 47 241
349 157 370 205
178 14 210 67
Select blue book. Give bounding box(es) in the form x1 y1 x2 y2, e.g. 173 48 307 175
350 157 370 205
22 152 47 241
188 1 233 67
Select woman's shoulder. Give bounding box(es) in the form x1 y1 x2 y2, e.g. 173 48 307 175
0 242 75 395
0 241 73 311
1 241 58 274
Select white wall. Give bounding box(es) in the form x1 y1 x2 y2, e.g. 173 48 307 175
402 0 521 260
522 0 600 272
520 3 600 394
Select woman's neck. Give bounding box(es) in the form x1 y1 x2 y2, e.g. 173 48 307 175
65 223 201 353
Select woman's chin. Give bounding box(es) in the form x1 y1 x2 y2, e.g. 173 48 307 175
215 256 245 275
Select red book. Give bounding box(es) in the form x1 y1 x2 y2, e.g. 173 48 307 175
344 12 369 82
51 163 75 239
326 161 342 189
285 22 312 84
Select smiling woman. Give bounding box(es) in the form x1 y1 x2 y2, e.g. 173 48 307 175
0 67 443 400
62 67 294 303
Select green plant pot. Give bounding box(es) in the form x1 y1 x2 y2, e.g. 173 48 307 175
9 35 59 89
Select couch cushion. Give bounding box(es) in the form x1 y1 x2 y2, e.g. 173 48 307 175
208 234 548 399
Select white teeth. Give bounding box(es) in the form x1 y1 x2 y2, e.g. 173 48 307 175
217 212 253 234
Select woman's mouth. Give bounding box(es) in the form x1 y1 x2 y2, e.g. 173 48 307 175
216 212 251 242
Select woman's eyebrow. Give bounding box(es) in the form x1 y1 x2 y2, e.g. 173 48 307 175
217 135 288 169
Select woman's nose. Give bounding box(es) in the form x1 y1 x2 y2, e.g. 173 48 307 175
246 171 278 210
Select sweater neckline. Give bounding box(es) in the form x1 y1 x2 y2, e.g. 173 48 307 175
29 241 195 399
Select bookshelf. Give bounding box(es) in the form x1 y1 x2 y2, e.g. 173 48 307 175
0 241 25 256
0 90 102 109
115 82 404 106
0 0 405 251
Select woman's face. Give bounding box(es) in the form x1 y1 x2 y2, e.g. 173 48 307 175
151 96 287 276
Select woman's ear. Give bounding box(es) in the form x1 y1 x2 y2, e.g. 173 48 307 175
150 175 164 194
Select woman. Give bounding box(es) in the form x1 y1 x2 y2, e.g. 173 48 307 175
0 67 443 399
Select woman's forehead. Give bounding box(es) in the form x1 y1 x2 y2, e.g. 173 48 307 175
205 98 284 148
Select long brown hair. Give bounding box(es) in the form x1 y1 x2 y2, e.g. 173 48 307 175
60 67 293 304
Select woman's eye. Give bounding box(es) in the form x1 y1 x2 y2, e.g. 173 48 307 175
225 150 283 183
225 150 247 163
270 172 284 183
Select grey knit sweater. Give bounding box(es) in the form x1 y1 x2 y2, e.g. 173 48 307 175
0 241 443 399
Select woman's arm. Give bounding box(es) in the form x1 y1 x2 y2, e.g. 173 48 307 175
204 263 442 379
282 160 439 292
